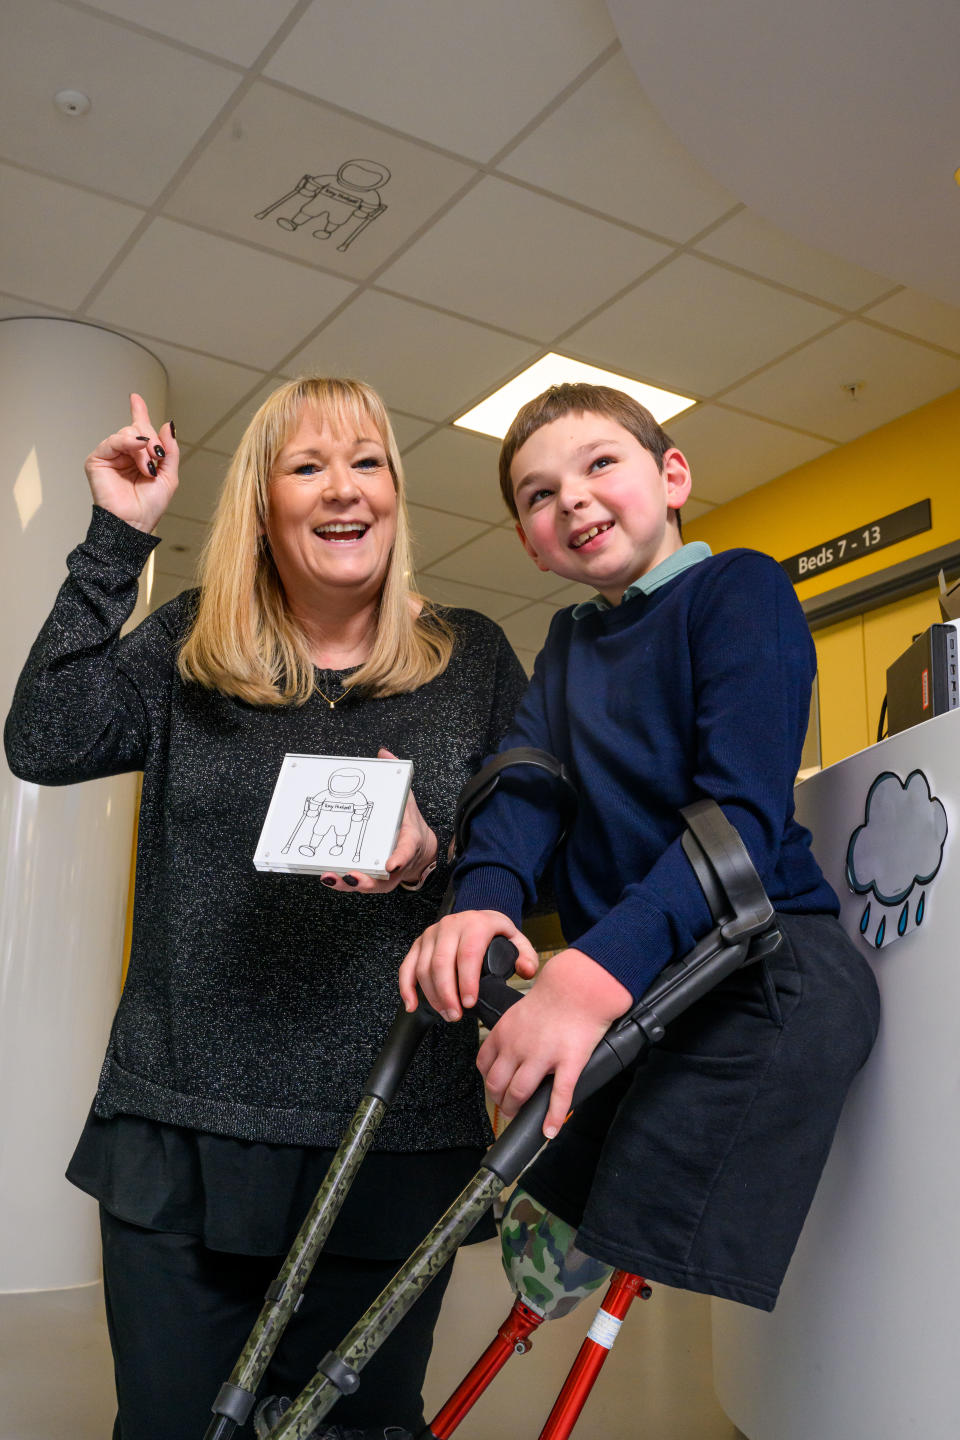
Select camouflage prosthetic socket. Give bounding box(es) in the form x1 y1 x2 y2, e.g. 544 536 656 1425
500 1188 611 1320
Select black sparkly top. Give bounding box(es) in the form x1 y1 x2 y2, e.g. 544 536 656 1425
5 506 529 1153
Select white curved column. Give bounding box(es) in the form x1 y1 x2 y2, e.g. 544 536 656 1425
0 318 166 1291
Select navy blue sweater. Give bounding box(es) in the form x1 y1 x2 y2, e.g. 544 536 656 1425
454 548 838 999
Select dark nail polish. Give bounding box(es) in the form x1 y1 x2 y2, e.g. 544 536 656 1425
154 444 165 459
321 876 337 888
168 419 176 439
343 874 359 887
147 460 157 477
136 435 149 442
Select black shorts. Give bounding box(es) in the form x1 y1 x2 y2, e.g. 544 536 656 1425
520 912 880 1312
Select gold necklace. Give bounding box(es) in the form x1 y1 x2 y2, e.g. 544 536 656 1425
316 682 346 709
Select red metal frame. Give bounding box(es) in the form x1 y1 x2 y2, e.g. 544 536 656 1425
424 1296 545 1439
538 1270 651 1439
421 1272 651 1440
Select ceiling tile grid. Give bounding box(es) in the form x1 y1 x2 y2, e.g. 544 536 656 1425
376 177 673 339
400 429 513 525
425 528 580 601
692 208 897 311
287 290 538 422
87 218 357 370
564 253 842 396
667 405 834 505
2 0 243 206
264 0 617 161
721 322 960 443
86 0 304 69
497 50 738 241
0 163 145 310
127 336 270 446
414 573 537 620
2 0 957 638
163 81 477 283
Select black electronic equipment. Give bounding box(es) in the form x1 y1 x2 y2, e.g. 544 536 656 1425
885 623 959 738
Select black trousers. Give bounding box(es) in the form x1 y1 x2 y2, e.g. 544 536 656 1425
100 1207 454 1439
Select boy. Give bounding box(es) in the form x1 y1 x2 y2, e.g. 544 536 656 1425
400 383 879 1312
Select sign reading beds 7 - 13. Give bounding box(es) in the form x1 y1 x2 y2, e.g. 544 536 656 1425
780 499 932 585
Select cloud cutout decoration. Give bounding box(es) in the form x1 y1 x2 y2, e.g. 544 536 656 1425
846 770 947 906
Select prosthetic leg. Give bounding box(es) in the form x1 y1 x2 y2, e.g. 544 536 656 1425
204 753 779 1440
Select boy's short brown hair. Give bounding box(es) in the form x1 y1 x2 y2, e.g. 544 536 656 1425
498 382 676 521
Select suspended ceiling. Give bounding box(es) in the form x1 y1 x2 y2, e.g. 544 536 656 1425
3 0 959 670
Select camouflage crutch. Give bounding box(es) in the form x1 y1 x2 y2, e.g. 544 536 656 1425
255 799 782 1440
203 749 577 1440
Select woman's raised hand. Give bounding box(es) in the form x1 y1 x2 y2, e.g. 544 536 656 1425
84 392 178 534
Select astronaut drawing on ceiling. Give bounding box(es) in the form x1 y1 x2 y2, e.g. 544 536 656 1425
255 159 391 252
281 767 373 864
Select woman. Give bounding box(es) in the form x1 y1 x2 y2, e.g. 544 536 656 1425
4 378 528 1439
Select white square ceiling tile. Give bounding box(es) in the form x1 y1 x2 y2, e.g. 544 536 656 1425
407 504 489 572
694 210 896 311
148 568 190 613
88 0 301 67
667 405 834 505
89 219 356 369
1 0 241 206
0 293 67 321
152 511 209 581
164 82 475 282
265 0 615 161
414 574 532 620
566 254 837 396
169 448 231 525
0 164 144 309
403 429 508 524
722 322 960 443
513 648 539 676
288 291 537 421
378 177 671 340
127 337 269 446
201 378 292 453
391 413 435 451
863 290 960 355
498 602 563 654
426 528 564 599
499 52 736 242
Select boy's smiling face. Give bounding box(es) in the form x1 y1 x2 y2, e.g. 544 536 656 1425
510 411 692 605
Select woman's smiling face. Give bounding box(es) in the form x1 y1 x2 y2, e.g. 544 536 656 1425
265 406 398 609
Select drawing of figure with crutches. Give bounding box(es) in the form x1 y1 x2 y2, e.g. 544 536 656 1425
255 159 391 252
281 768 373 862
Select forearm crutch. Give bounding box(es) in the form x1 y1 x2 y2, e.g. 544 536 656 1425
255 801 780 1440
424 1269 652 1440
203 749 576 1440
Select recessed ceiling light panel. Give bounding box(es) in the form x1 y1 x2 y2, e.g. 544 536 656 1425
454 353 696 440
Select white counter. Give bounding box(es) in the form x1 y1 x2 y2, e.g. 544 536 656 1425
713 706 960 1440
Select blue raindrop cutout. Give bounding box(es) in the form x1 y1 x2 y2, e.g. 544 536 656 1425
859 902 870 935
916 892 925 926
875 915 886 948
898 901 909 936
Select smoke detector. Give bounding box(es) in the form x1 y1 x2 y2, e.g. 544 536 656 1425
54 90 92 117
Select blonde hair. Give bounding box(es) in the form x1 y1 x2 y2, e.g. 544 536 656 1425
178 377 454 704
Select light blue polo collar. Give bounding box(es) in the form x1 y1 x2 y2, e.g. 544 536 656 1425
571 541 712 618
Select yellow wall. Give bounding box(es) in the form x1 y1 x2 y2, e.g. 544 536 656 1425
685 387 960 765
685 387 960 597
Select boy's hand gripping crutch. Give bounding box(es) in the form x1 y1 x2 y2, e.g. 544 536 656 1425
203 748 577 1440
251 795 781 1440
